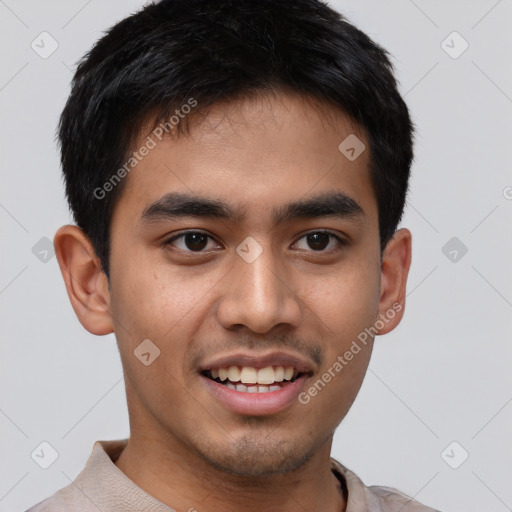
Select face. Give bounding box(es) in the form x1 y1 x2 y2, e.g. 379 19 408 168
73 91 406 476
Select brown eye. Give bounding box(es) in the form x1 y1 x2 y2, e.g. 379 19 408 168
183 232 208 251
306 232 330 250
293 231 345 252
165 231 220 252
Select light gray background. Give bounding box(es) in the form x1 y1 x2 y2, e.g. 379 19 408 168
1 1 511 511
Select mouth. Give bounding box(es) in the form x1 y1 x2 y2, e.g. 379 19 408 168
199 353 314 415
201 365 304 394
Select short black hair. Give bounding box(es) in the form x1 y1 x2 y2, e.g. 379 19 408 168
59 0 414 277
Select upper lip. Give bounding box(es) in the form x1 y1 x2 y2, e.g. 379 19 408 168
199 351 316 374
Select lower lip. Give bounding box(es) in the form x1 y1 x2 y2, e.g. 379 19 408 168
201 375 309 416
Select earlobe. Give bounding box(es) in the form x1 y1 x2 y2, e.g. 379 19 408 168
376 228 412 335
53 225 114 336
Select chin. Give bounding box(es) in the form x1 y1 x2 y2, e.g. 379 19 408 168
198 436 315 477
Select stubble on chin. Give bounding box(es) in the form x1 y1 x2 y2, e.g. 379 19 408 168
195 427 317 477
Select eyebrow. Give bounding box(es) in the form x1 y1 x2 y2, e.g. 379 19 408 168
140 191 365 225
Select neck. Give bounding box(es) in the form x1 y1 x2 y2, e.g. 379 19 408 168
114 430 346 512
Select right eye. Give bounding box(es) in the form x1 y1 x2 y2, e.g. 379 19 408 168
164 231 222 253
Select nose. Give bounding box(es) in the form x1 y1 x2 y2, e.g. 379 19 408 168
216 243 302 334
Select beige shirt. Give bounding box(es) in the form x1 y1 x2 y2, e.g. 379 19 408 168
26 439 440 512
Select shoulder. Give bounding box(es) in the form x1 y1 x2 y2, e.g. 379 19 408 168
367 484 441 511
24 484 91 512
25 440 124 512
330 458 441 512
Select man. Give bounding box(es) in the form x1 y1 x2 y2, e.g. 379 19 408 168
27 0 441 510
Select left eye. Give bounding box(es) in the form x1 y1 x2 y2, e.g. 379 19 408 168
165 231 221 252
293 231 344 251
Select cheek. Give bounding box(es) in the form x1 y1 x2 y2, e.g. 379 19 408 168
294 256 380 413
108 252 222 380
299 350 371 437
109 250 194 334
108 264 195 415
298 258 381 341
297 273 378 426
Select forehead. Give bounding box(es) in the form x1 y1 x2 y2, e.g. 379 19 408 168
111 90 377 228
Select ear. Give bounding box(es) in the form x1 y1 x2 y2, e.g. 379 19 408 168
53 225 114 335
376 228 412 335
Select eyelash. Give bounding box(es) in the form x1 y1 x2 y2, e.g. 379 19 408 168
164 230 346 254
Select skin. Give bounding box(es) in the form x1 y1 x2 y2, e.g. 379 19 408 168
54 90 412 512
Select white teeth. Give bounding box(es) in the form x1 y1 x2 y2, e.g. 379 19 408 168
240 367 258 384
283 367 294 380
224 383 284 394
227 366 241 382
257 366 275 385
210 365 297 385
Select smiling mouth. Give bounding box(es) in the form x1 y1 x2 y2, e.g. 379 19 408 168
202 365 305 393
